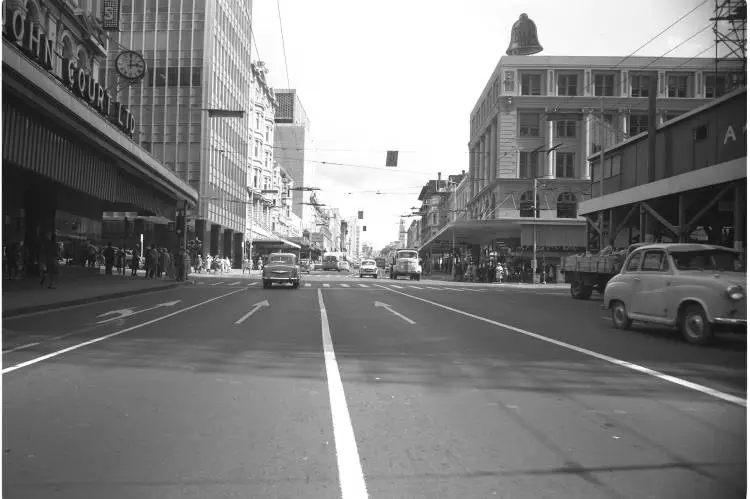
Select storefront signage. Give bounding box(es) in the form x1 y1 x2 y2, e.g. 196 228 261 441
3 7 136 138
102 0 122 31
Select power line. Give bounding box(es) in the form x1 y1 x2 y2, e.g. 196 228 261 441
276 0 292 89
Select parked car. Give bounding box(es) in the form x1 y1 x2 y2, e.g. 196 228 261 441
299 259 311 273
359 259 379 278
603 243 746 345
262 253 301 289
314 261 324 271
337 259 350 272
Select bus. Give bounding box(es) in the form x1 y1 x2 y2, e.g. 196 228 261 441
322 251 347 271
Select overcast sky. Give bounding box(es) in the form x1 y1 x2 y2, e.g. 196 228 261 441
252 0 724 250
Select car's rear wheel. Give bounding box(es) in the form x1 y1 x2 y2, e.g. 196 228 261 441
681 304 714 345
611 300 632 330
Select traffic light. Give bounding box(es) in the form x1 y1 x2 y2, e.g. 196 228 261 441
358 210 364 220
175 212 185 236
363 226 366 231
386 150 398 167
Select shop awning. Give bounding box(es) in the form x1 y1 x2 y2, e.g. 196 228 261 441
418 219 525 253
252 236 301 250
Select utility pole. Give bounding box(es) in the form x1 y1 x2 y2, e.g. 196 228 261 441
532 177 538 284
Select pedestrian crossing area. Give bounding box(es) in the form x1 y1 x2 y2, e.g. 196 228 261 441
191 279 496 292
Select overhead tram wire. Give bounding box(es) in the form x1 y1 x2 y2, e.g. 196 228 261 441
277 0 292 90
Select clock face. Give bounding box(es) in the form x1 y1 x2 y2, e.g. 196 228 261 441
115 51 146 80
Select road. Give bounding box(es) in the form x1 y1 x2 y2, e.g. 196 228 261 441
3 270 746 498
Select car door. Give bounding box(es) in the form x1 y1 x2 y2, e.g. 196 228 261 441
630 250 671 319
620 250 645 312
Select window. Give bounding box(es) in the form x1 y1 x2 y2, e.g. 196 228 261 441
641 251 668 271
556 192 577 218
520 191 539 217
191 67 202 86
432 213 437 225
626 252 643 271
694 124 709 141
630 74 653 97
255 112 261 129
594 74 615 96
254 140 259 158
519 113 540 137
519 151 539 179
667 75 689 98
556 120 576 138
591 114 615 153
504 71 515 92
555 152 575 178
266 125 271 141
521 74 542 95
629 114 649 136
705 75 726 98
557 74 578 96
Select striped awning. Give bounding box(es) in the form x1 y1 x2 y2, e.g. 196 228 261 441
3 101 177 219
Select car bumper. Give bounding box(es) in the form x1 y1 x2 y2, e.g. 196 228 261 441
713 317 747 326
264 276 299 283
360 269 378 274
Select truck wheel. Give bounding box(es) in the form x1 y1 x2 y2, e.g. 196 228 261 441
415 274 421 281
611 300 632 330
571 280 592 299
680 304 714 345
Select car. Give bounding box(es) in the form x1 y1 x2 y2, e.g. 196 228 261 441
262 252 301 289
603 243 746 345
322 255 340 271
314 261 324 271
359 259 379 278
337 260 350 272
299 259 312 273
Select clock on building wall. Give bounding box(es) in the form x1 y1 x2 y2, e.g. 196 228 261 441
115 50 147 80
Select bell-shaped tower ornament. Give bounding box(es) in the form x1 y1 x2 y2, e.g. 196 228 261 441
506 13 543 56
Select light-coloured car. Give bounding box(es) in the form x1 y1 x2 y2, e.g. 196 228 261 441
262 253 301 289
337 260 350 272
603 243 746 345
359 259 378 278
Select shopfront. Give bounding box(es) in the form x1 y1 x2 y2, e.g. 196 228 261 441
3 22 197 274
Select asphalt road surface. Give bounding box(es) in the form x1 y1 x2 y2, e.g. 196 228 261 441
3 272 746 499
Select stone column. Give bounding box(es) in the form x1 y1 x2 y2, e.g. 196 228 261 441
479 135 485 190
546 120 555 178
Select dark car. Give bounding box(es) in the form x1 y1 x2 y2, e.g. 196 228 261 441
262 253 301 289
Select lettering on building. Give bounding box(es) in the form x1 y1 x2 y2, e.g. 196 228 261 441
4 7 136 138
723 123 747 145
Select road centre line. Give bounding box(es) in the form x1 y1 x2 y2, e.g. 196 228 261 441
374 285 747 408
1 288 247 375
317 289 369 498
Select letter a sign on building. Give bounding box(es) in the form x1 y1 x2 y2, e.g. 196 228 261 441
386 150 398 167
102 0 121 31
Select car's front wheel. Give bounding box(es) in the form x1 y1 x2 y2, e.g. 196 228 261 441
681 304 714 345
611 300 632 330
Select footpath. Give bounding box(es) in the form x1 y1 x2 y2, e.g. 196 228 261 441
2 266 188 318
420 271 569 289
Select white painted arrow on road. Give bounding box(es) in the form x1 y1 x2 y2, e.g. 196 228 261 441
234 300 270 325
374 301 415 325
96 301 182 324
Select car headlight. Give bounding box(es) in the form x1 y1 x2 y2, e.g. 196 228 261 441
726 285 744 301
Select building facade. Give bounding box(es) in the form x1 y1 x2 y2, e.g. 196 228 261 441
110 0 254 266
420 53 744 280
272 88 318 230
3 0 197 273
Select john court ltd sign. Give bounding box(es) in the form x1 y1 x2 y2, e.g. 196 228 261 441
3 7 136 137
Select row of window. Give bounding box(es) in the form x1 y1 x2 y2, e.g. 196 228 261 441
518 151 577 178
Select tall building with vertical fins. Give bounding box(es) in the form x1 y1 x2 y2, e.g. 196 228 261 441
106 0 254 267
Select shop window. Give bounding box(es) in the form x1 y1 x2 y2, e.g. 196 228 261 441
556 192 577 218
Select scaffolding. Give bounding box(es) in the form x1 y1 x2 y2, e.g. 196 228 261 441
711 0 747 78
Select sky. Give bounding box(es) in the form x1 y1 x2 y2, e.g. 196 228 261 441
251 0 726 251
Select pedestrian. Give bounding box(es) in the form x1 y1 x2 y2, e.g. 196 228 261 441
103 242 115 275
158 248 168 279
39 232 59 289
147 244 158 279
130 249 140 277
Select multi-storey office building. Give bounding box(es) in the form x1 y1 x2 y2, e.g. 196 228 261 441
3 0 197 269
421 54 744 277
108 0 253 266
272 89 317 230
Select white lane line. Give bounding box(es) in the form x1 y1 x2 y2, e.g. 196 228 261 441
3 341 41 354
408 286 423 290
424 286 443 290
358 284 369 288
391 285 404 289
304 283 312 287
2 288 247 375
374 285 748 409
228 281 241 286
323 283 331 288
210 281 223 286
341 284 351 288
444 287 466 292
317 289 369 498
247 282 258 286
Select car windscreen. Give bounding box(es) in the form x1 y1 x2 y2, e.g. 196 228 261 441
362 260 376 266
323 256 338 262
396 251 418 260
268 255 295 265
670 250 744 272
